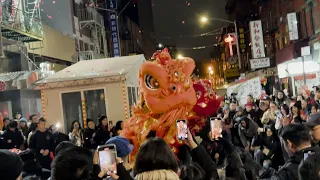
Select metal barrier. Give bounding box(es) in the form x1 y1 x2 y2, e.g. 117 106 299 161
72 51 101 62
78 7 104 26
0 2 43 40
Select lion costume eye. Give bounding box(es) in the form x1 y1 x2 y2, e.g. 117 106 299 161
145 74 160 90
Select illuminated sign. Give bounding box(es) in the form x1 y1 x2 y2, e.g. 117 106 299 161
110 13 120 57
224 34 235 56
250 20 265 58
239 28 246 53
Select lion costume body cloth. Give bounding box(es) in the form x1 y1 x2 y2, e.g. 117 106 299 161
120 49 221 162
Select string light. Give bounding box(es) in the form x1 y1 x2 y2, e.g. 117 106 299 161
122 83 129 120
41 90 46 119
82 100 87 128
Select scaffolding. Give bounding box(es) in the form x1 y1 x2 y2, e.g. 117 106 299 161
0 0 43 70
75 0 108 61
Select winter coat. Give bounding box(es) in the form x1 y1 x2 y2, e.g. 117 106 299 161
191 144 219 179
271 146 320 180
238 118 259 148
92 126 110 147
2 129 24 149
83 128 95 149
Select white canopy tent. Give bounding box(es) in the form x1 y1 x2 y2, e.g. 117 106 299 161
34 55 145 133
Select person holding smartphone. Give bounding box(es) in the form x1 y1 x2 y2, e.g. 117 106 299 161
68 120 84 147
92 136 134 179
200 119 226 166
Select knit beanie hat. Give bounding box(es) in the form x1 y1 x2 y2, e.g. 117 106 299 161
0 149 23 180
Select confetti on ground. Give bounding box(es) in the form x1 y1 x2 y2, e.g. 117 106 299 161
47 15 52 19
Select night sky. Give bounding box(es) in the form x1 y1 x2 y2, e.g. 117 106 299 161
152 0 228 62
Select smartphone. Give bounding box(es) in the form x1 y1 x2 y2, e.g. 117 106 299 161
97 144 117 176
210 117 222 140
176 120 188 140
303 150 315 160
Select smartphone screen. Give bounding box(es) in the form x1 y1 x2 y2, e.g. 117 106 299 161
210 117 222 140
176 120 188 140
98 145 117 175
303 151 315 160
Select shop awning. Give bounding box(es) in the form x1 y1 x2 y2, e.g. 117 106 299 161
0 71 39 90
0 71 26 82
276 38 309 65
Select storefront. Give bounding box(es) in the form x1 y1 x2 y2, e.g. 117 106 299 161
277 57 320 96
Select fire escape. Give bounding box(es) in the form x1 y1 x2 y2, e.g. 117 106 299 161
72 0 108 62
0 0 43 70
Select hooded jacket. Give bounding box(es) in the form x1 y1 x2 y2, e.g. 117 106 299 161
238 117 259 148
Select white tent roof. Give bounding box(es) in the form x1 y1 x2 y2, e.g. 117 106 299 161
36 54 145 84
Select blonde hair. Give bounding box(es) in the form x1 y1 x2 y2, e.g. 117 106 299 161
135 169 179 180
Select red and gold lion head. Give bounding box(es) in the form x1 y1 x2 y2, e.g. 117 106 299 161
138 48 197 114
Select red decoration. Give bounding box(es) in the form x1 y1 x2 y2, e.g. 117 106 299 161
0 81 6 91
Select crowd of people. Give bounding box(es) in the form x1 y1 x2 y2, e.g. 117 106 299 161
0 87 320 180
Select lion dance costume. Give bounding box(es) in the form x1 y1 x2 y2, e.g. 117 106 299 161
121 48 222 161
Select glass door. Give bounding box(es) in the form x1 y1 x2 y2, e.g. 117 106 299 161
61 92 83 133
61 88 107 133
84 89 106 124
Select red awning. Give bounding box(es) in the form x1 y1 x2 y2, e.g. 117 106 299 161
276 38 309 65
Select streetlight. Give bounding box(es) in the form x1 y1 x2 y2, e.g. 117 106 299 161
177 54 183 59
201 16 208 23
200 16 241 69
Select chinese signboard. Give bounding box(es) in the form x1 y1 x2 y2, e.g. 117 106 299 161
239 28 246 53
249 20 265 58
287 12 299 41
250 57 270 69
110 13 120 57
107 0 117 9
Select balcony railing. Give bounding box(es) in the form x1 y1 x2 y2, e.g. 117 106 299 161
0 2 43 41
72 51 101 62
78 7 104 27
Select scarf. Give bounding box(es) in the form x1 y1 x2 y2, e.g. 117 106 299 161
135 170 179 180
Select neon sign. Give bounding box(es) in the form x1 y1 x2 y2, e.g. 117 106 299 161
224 34 235 56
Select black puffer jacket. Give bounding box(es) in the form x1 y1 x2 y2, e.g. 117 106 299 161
270 146 320 180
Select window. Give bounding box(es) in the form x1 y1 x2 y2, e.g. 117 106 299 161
127 87 138 117
309 2 315 34
62 92 83 133
72 1 78 17
84 89 106 123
